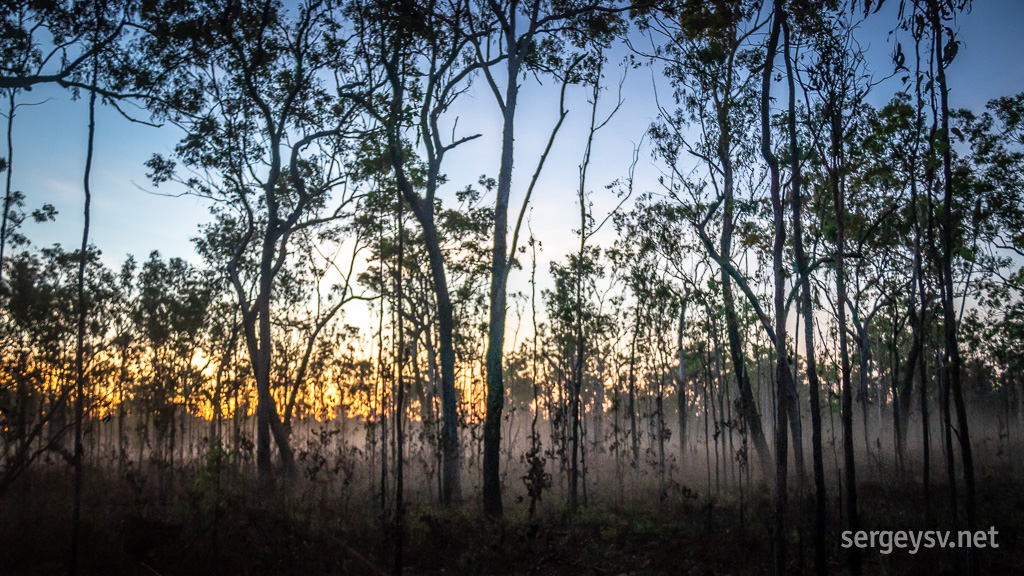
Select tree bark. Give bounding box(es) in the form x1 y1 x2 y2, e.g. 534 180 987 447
482 30 520 518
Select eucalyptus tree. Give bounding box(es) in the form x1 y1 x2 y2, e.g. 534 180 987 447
145 0 368 485
347 0 504 506
351 154 493 503
853 93 924 466
757 4 794 571
830 94 931 472
463 0 626 518
544 244 615 509
930 88 1024 569
560 51 626 512
941 95 1024 466
781 6 832 572
799 10 873 573
68 3 128 571
642 0 772 474
889 3 983 571
928 12 977 556
900 21 941 518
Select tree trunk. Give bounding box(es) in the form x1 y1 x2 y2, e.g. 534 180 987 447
931 5 977 571
0 93 15 271
760 8 789 574
677 298 688 460
784 16 827 574
70 57 98 576
385 66 464 505
830 96 861 576
420 224 462 506
721 148 771 479
393 191 405 576
628 302 642 464
482 34 521 518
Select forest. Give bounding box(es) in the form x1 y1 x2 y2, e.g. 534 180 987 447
1 0 1023 574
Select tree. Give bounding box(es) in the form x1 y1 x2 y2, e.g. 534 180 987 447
803 10 868 572
757 4 791 573
470 0 625 519
643 0 773 475
0 246 121 500
347 0 498 506
146 0 367 485
929 3 979 572
0 0 130 92
783 6 827 572
565 52 624 512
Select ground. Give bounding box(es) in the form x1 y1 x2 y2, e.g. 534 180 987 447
2 460 1022 575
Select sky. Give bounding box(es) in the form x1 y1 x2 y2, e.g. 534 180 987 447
7 1 1024 343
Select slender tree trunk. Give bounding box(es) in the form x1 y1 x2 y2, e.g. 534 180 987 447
920 330 932 526
725 369 735 486
482 33 522 518
570 245 584 514
394 191 405 576
381 40 464 505
760 8 789 574
721 145 771 479
938 347 958 519
70 55 98 576
898 273 923 465
657 372 667 492
907 28 935 529
0 92 14 269
418 224 462 505
931 7 978 573
677 297 688 460
570 78 592 514
710 316 725 495
628 300 642 464
857 329 872 467
703 343 713 496
784 17 827 574
830 96 861 576
527 233 545 519
253 229 295 482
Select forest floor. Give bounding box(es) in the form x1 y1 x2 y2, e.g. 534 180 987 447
2 459 1022 575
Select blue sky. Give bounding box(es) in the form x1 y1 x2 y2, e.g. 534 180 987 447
7 1 1023 337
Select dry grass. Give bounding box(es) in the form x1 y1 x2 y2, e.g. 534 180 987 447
1 456 1022 575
